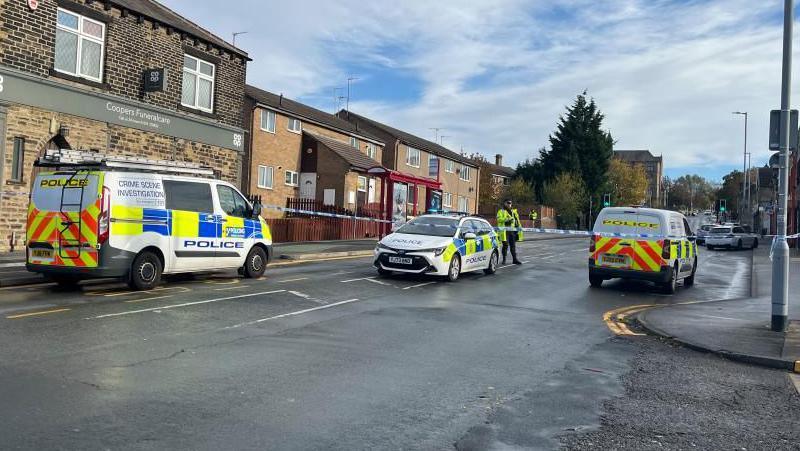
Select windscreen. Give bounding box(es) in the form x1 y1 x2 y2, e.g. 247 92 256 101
31 172 101 212
396 217 458 237
711 227 731 234
594 211 663 236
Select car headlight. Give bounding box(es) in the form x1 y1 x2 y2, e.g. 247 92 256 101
433 246 447 256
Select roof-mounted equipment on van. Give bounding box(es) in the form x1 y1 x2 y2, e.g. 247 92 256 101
35 149 215 176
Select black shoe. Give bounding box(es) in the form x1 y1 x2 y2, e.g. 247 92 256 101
513 260 522 265
502 259 507 265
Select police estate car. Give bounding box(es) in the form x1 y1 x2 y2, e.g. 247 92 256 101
374 214 500 281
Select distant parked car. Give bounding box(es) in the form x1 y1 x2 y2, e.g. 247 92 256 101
696 224 714 244
705 226 758 250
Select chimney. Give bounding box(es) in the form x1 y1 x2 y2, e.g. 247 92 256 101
495 154 503 166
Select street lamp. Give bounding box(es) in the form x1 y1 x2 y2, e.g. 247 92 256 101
732 111 748 224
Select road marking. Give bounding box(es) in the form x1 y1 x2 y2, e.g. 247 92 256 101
340 276 388 285
6 307 71 319
214 285 250 291
288 290 325 305
402 281 437 290
602 304 657 336
124 295 173 303
277 277 309 283
87 290 286 319
0 262 24 268
204 278 240 285
228 298 360 328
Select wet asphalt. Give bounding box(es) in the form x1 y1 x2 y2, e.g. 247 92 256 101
0 233 757 450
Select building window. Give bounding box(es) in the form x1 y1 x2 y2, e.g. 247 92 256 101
260 110 276 133
406 147 420 167
284 170 299 186
443 192 452 208
428 155 438 177
357 176 367 192
287 118 302 133
445 159 455 173
257 165 273 189
407 184 416 205
54 8 105 82
350 137 359 148
458 196 468 212
459 165 471 181
366 143 377 160
181 54 215 112
10 137 24 182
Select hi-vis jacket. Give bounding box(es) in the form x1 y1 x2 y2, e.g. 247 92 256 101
496 208 523 242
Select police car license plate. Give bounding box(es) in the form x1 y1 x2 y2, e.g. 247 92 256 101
602 254 627 266
388 256 413 265
31 249 53 259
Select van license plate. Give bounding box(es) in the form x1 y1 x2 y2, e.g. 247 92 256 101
602 254 626 265
388 256 413 265
32 249 53 259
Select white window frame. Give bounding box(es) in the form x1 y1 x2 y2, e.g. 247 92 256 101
54 8 106 83
458 196 468 212
445 159 455 173
442 192 452 208
284 170 299 187
257 165 274 189
350 136 359 148
181 54 216 113
260 110 276 133
459 165 471 181
366 143 377 160
406 147 420 168
357 176 367 192
287 118 302 134
428 154 439 177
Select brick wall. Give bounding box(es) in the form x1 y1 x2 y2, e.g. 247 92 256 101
0 104 240 252
0 0 247 128
396 143 479 214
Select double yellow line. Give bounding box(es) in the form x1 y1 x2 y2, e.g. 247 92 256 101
603 304 659 336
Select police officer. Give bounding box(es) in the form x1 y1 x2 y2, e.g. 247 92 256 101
529 209 538 227
497 199 523 265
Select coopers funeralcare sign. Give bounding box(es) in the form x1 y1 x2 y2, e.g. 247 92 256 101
0 66 244 152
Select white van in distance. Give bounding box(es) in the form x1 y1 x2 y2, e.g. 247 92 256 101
26 149 272 290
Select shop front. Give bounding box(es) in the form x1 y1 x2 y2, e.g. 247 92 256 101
368 167 442 235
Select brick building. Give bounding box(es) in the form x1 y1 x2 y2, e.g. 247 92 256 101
613 149 663 207
473 154 515 216
0 0 248 251
338 111 480 216
242 85 385 216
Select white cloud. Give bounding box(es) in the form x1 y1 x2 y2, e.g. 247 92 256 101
164 0 793 177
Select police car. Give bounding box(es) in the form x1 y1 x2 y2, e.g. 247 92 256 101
26 149 272 290
589 207 698 294
374 214 500 281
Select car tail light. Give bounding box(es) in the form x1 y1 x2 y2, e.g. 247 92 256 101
589 234 597 253
98 186 110 245
662 239 671 259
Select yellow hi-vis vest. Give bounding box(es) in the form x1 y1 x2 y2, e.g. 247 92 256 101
496 208 523 242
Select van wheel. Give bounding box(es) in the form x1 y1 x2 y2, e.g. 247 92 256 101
661 263 678 294
128 251 162 291
589 273 603 288
243 246 267 278
50 275 80 289
684 258 697 287
446 255 461 282
752 239 759 249
484 251 499 275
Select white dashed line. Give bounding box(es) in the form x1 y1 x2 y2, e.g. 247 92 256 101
87 290 286 319
402 281 437 290
227 298 361 328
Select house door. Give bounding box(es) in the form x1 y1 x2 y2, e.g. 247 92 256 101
299 173 316 199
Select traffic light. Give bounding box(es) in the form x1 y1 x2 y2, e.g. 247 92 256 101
719 199 726 212
603 193 611 207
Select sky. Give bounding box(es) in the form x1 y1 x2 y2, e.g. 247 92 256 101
163 0 794 183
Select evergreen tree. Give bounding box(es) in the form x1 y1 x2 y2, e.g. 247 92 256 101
541 92 614 196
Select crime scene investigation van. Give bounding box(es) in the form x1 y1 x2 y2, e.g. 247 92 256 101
26 149 272 290
589 207 698 294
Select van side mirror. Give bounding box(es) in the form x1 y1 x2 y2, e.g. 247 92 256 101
463 232 477 240
687 235 696 242
251 203 262 218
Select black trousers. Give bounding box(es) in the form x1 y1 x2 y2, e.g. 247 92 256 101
502 232 519 262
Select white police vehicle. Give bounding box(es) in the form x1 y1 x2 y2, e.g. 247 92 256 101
374 214 500 281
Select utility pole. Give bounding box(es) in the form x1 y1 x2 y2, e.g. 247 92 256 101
732 111 748 223
346 76 359 114
772 0 792 332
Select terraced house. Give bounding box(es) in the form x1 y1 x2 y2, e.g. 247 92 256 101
242 85 385 217
0 0 249 251
339 111 480 218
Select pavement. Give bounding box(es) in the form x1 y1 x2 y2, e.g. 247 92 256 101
0 236 755 449
635 241 800 372
0 233 579 287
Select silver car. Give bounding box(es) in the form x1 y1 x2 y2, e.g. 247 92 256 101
695 224 713 244
705 226 759 250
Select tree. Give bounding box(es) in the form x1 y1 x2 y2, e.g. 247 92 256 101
539 92 614 195
605 159 648 206
717 170 743 219
666 174 716 212
542 172 586 229
515 156 545 202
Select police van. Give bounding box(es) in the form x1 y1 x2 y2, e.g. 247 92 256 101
589 207 697 294
26 149 272 290
374 214 499 281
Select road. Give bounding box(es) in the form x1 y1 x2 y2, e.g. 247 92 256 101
0 234 757 450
